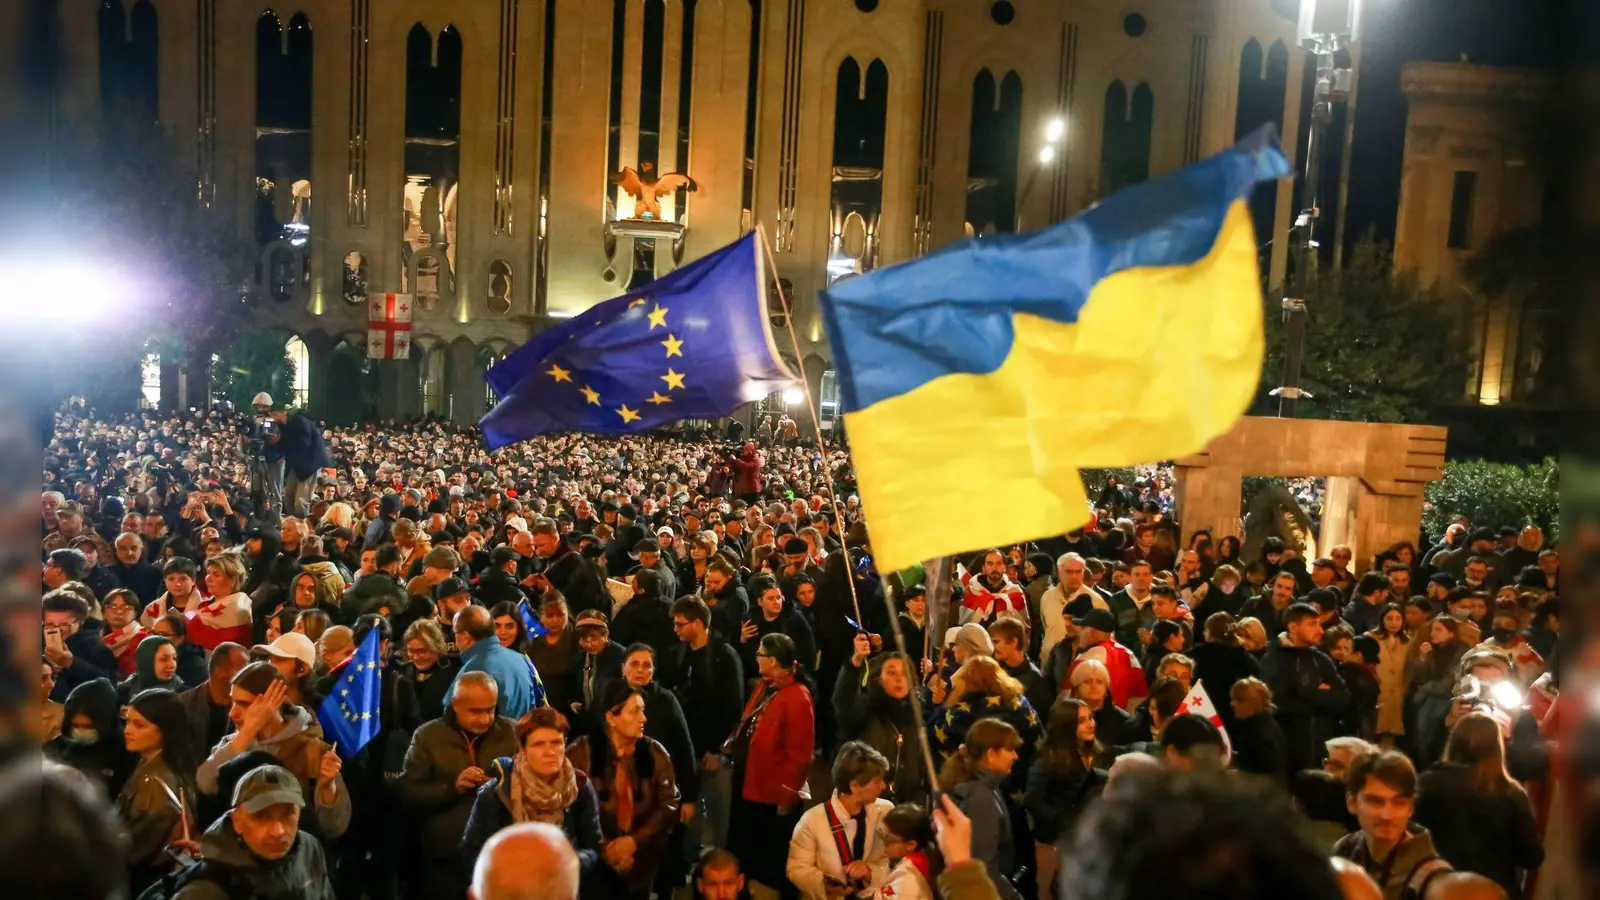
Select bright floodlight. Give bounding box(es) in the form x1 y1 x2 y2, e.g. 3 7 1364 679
1045 118 1066 142
1038 145 1056 164
3 263 128 324
782 387 804 407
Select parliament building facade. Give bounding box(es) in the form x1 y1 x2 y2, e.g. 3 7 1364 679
64 0 1306 425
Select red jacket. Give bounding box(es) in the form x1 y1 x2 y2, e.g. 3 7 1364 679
739 678 813 806
732 454 762 495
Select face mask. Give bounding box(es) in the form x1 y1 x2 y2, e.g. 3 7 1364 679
1451 607 1471 621
70 728 100 745
1490 627 1516 643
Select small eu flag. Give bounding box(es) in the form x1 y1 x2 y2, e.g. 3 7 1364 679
316 628 382 758
520 598 549 641
480 232 795 448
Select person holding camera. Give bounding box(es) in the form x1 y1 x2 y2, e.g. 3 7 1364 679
261 400 334 519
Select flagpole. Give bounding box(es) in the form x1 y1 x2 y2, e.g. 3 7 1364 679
754 224 864 630
755 223 941 797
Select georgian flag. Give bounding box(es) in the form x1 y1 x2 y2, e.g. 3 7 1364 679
1176 679 1232 764
367 293 414 359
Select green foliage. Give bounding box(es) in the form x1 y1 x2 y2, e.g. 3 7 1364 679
1423 457 1559 537
1258 239 1475 423
216 329 297 410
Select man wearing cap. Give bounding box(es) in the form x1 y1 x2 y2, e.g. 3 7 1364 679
1434 527 1511 588
475 545 533 609
775 536 826 602
604 503 648 578
261 401 333 519
42 499 112 559
629 537 679 603
431 577 475 658
446 606 545 718
570 610 626 731
197 662 351 840
1057 608 1147 712
173 764 336 900
406 545 464 599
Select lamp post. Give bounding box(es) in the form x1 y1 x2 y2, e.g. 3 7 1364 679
1275 0 1358 417
1015 117 1066 233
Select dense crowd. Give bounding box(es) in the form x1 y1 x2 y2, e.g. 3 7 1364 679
35 401 1564 900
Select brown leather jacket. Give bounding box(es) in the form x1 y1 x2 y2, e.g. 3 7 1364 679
567 735 680 895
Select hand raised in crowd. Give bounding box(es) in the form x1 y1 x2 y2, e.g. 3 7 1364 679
740 620 758 642
851 633 872 667
232 679 287 749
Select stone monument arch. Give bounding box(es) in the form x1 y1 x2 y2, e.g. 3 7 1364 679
1173 417 1447 574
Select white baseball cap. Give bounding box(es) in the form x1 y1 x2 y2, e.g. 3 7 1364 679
252 392 274 407
263 632 316 668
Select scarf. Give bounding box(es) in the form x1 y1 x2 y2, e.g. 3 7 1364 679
510 755 580 826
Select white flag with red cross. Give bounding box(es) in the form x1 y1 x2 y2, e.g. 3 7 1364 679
1176 679 1232 764
367 293 414 359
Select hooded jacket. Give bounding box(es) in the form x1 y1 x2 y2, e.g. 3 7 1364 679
1259 634 1350 773
44 677 137 796
118 634 188 702
170 812 336 900
196 704 352 839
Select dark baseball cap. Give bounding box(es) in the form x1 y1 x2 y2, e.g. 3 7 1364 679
435 577 471 600
1079 608 1118 634
633 538 661 554
489 546 521 567
232 764 304 813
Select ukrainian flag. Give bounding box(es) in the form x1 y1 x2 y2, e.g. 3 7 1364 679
818 127 1290 572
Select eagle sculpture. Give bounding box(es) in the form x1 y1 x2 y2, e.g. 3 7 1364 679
610 162 698 220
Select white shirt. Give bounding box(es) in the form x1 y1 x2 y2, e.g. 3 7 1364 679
788 793 894 899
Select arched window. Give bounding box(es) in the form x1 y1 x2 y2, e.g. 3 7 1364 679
140 352 161 409
420 343 450 419
487 260 513 315
285 336 310 408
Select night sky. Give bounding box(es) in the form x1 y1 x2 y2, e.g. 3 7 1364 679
1339 0 1556 248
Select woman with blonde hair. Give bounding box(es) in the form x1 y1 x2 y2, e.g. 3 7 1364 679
930 656 1041 777
321 501 356 530
939 718 1025 900
1068 658 1133 744
1233 616 1269 655
1415 712 1544 895
1227 677 1287 779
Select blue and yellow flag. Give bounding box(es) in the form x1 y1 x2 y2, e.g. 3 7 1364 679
482 232 794 448
316 628 382 757
818 127 1290 571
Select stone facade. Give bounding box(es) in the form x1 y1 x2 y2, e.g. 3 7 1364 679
63 0 1304 425
1393 62 1554 407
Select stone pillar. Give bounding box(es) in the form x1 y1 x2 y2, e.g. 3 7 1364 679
448 339 481 427
1175 465 1243 548
684 0 753 259
1352 480 1428 575
1320 475 1360 560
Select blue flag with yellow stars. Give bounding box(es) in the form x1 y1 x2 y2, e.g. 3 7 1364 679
481 232 795 448
316 627 382 757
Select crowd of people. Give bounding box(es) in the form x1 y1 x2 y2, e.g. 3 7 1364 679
34 401 1566 900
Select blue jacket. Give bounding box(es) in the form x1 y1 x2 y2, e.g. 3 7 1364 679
446 639 546 719
460 756 603 875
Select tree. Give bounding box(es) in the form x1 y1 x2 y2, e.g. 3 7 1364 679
1423 457 1559 537
1255 239 1475 423
39 118 255 411
214 328 297 411
1460 225 1560 406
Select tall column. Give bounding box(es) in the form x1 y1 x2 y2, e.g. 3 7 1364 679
1320 475 1360 559
657 1 683 181
544 0 618 315
1267 45 1306 293
684 0 752 258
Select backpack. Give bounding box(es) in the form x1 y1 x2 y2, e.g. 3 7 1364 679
134 858 252 900
1399 855 1452 900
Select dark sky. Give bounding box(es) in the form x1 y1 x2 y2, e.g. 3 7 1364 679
1338 0 1556 248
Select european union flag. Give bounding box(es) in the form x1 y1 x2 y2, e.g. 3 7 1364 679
520 598 548 641
316 628 382 758
481 232 794 448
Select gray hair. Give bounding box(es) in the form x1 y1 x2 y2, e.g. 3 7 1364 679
456 670 500 697
1326 736 1376 758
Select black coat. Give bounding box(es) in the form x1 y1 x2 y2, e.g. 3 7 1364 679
639 681 699 797
659 639 745 764
1188 640 1261 731
474 567 531 610
832 660 927 802
51 619 122 702
274 412 333 479
540 548 608 616
1023 758 1108 843
737 605 815 683
1229 713 1288 780
1414 764 1544 896
1258 637 1350 773
612 593 676 661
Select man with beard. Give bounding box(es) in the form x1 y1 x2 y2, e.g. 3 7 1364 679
959 549 1028 626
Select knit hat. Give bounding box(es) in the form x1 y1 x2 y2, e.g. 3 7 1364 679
422 546 461 571
1078 608 1118 635
953 623 993 657
783 537 809 555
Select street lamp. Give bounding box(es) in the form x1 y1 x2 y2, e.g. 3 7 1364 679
1016 116 1067 232
1277 0 1359 417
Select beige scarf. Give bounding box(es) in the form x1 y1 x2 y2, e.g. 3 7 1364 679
510 755 580 826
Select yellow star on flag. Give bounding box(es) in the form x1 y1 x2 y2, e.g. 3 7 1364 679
546 363 572 383
580 385 601 406
646 391 672 405
661 333 684 357
647 304 669 329
661 368 686 390
617 404 641 424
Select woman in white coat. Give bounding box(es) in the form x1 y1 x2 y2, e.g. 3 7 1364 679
787 742 894 899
